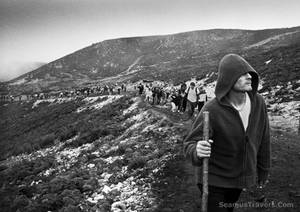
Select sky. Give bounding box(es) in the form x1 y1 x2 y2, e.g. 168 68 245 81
0 0 300 81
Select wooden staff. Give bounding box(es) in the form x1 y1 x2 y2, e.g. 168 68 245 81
201 111 209 212
298 116 300 135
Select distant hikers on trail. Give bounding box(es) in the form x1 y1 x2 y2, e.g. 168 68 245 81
185 82 199 118
138 83 144 95
3 82 131 102
184 54 271 212
5 77 212 120
179 82 187 113
135 80 210 120
170 90 181 112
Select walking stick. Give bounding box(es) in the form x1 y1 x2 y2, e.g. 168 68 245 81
201 111 209 212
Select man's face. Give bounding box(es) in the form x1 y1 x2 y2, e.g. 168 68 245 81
233 73 252 92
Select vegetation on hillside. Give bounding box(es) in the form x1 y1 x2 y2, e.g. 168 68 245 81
1 93 299 211
7 27 300 95
0 94 186 212
0 96 132 160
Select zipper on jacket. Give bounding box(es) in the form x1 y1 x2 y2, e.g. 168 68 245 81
219 93 254 185
228 105 246 133
228 105 249 182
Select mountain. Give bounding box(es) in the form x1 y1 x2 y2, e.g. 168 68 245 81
7 26 300 96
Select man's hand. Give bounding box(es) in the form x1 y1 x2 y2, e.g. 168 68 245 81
196 139 213 158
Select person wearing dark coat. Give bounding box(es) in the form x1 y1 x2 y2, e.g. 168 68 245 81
184 54 271 212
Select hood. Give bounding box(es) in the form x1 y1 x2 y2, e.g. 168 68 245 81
215 54 259 103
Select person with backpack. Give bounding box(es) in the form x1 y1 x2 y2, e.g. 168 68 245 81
185 82 199 118
184 54 271 212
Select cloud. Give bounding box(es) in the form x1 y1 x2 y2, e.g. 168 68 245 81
0 61 46 82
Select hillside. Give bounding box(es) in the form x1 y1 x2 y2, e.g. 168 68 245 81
6 26 300 96
0 91 299 212
0 92 187 212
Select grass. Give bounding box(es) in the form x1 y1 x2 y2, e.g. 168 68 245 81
0 95 136 212
0 95 180 212
0 95 133 160
0 100 83 160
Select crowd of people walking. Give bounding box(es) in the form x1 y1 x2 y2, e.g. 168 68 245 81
3 79 209 121
137 81 208 119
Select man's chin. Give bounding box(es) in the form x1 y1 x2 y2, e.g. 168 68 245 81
244 85 253 92
233 87 252 93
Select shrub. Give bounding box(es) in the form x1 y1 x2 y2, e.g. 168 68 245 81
39 133 56 148
116 144 127 155
70 130 99 147
40 193 64 211
22 142 33 154
12 195 29 210
11 144 24 156
128 156 147 170
58 126 77 141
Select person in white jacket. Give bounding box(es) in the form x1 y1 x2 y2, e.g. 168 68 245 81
185 82 199 117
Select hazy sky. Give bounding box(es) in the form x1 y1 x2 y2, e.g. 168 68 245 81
1 0 300 81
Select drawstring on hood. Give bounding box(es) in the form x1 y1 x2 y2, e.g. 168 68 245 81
215 54 259 103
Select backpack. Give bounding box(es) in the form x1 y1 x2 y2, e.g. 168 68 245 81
185 86 199 100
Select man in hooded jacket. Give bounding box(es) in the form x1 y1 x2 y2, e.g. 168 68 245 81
184 54 271 212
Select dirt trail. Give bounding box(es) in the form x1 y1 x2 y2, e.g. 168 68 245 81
149 105 202 212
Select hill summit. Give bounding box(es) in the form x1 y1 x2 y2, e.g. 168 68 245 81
7 26 300 95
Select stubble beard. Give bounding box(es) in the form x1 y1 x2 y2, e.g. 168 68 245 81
232 85 252 93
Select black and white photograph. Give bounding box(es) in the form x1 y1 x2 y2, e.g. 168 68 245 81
0 0 299 211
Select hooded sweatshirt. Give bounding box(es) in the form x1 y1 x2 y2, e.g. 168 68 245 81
184 54 271 189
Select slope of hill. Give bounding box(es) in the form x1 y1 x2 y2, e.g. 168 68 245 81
6 26 300 96
0 93 187 212
0 92 299 212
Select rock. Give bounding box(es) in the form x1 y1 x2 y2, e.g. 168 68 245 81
102 185 111 194
111 201 126 212
88 163 96 168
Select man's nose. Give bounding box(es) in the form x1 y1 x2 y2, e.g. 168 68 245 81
246 73 252 79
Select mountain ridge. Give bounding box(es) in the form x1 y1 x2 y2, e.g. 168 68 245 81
5 26 300 95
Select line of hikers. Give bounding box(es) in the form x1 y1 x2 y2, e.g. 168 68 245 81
170 81 208 118
137 81 208 118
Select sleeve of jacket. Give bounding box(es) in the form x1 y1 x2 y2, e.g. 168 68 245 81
183 108 213 166
257 100 271 182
